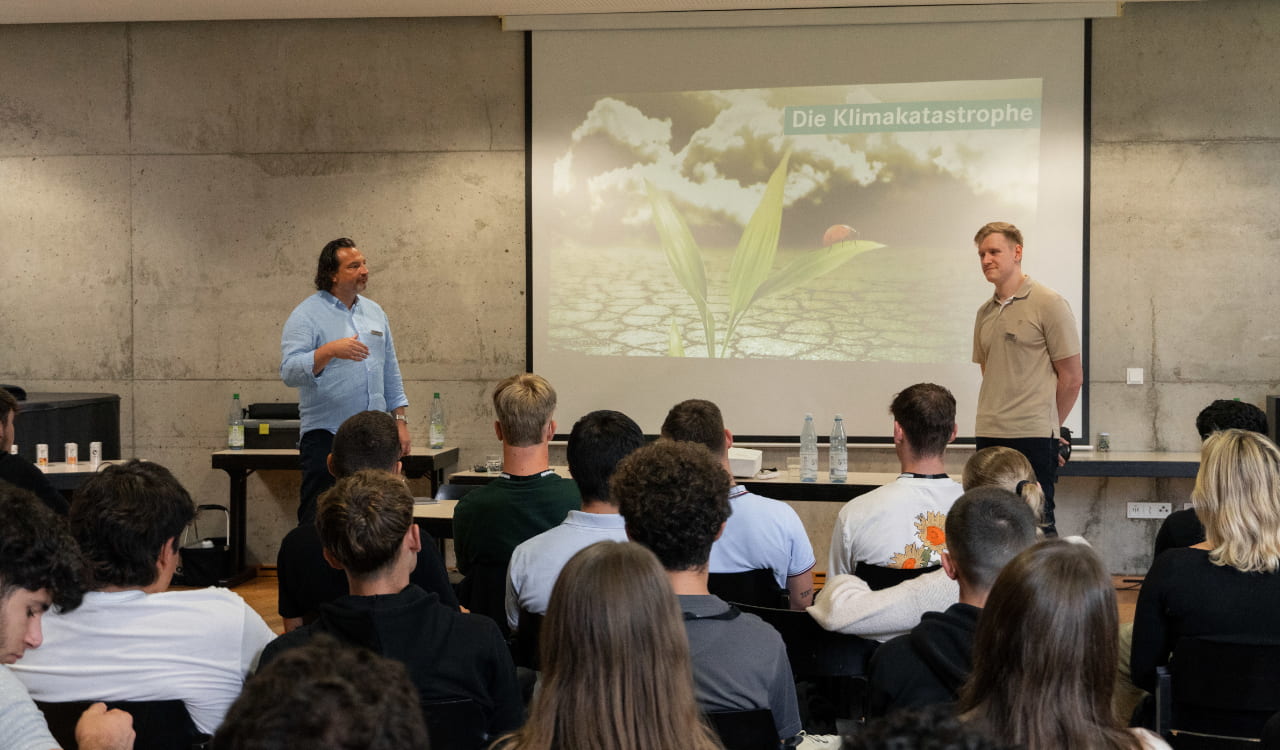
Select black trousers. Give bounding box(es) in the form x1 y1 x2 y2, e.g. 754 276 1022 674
975 435 1060 533
298 429 336 525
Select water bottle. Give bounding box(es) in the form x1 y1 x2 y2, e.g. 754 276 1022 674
227 393 244 450
800 413 818 482
429 392 446 449
829 414 848 483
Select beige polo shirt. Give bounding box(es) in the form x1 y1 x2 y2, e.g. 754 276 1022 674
972 276 1080 439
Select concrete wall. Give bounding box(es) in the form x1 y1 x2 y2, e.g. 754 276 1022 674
2 2 1277 572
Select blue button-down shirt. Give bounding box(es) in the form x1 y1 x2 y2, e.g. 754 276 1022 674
280 291 408 436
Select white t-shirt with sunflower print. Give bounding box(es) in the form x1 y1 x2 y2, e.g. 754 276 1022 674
828 476 964 576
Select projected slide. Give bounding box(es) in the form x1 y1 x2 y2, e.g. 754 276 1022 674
545 79 1040 363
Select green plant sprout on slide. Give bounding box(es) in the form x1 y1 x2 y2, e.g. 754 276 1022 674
646 149 885 358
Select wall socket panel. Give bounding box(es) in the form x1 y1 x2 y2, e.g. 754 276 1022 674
1127 502 1173 519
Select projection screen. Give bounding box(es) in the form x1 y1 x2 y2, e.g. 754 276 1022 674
530 19 1087 441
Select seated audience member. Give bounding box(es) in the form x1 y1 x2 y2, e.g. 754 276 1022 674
1154 399 1269 556
0 388 68 514
661 399 816 609
276 410 456 632
867 488 1037 717
505 409 644 630
0 485 134 750
215 635 427 750
453 373 581 627
961 446 1045 525
1131 430 1280 701
829 383 962 576
960 540 1170 750
616 440 802 741
810 447 1048 642
261 470 522 737
492 541 723 750
847 704 1012 750
12 460 276 736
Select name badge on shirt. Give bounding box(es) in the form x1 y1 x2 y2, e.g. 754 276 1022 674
369 330 384 337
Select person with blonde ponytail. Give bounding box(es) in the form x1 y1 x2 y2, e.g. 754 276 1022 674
492 541 724 750
1131 429 1280 697
962 446 1045 526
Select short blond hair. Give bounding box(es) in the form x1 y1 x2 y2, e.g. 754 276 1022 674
974 221 1024 248
1193 429 1280 573
493 373 557 447
963 446 1045 525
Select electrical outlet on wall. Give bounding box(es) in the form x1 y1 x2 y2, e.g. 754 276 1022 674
1127 502 1172 519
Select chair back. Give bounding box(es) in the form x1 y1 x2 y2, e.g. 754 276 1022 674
1157 636 1280 743
734 602 878 680
38 699 209 750
421 698 490 750
706 708 781 750
434 483 478 501
709 569 788 608
513 609 544 670
854 562 938 591
456 562 511 637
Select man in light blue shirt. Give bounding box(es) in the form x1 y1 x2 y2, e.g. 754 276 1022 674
281 238 409 522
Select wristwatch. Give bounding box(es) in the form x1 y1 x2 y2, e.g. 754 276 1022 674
393 414 408 423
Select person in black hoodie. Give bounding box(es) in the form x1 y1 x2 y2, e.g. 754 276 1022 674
866 487 1038 717
259 469 522 739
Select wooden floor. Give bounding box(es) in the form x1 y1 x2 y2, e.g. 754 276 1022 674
225 568 1143 635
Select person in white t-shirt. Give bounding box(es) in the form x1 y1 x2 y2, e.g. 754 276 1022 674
12 460 276 736
828 383 962 577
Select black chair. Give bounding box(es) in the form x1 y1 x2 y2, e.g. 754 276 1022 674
1261 710 1280 750
421 698 490 750
38 699 209 750
736 602 879 724
709 569 789 609
853 562 938 591
512 609 544 671
456 562 512 637
434 483 478 501
707 708 781 750
1155 636 1280 748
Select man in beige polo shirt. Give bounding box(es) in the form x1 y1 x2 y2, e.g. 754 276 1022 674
971 222 1082 535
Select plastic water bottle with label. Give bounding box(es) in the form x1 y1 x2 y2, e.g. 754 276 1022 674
800 413 819 482
227 393 244 450
429 392 446 449
829 414 848 483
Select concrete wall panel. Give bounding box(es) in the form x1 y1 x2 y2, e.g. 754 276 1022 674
130 18 524 155
1092 0 1280 143
0 156 132 380
0 24 127 157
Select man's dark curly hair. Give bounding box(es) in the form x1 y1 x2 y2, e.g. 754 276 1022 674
1196 399 1267 441
845 704 1012 750
0 484 89 612
614 440 731 572
71 460 195 589
214 634 428 750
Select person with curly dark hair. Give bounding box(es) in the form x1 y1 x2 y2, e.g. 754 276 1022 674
215 634 428 750
0 485 134 750
615 440 802 742
12 460 276 736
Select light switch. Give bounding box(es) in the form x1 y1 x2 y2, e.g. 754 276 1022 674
1126 367 1144 385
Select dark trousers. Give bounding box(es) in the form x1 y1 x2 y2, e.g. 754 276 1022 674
298 429 336 525
975 435 1060 534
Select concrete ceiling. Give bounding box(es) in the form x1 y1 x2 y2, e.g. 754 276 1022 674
1 0 1185 25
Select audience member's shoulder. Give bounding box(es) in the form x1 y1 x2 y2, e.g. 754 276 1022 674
157 585 255 610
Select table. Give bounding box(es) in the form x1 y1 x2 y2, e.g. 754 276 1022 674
212 446 460 587
447 451 1202 502
412 499 458 546
34 460 119 492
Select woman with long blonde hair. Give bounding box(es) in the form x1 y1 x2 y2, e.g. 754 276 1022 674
962 446 1045 525
960 540 1169 749
493 540 723 750
1130 429 1280 696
